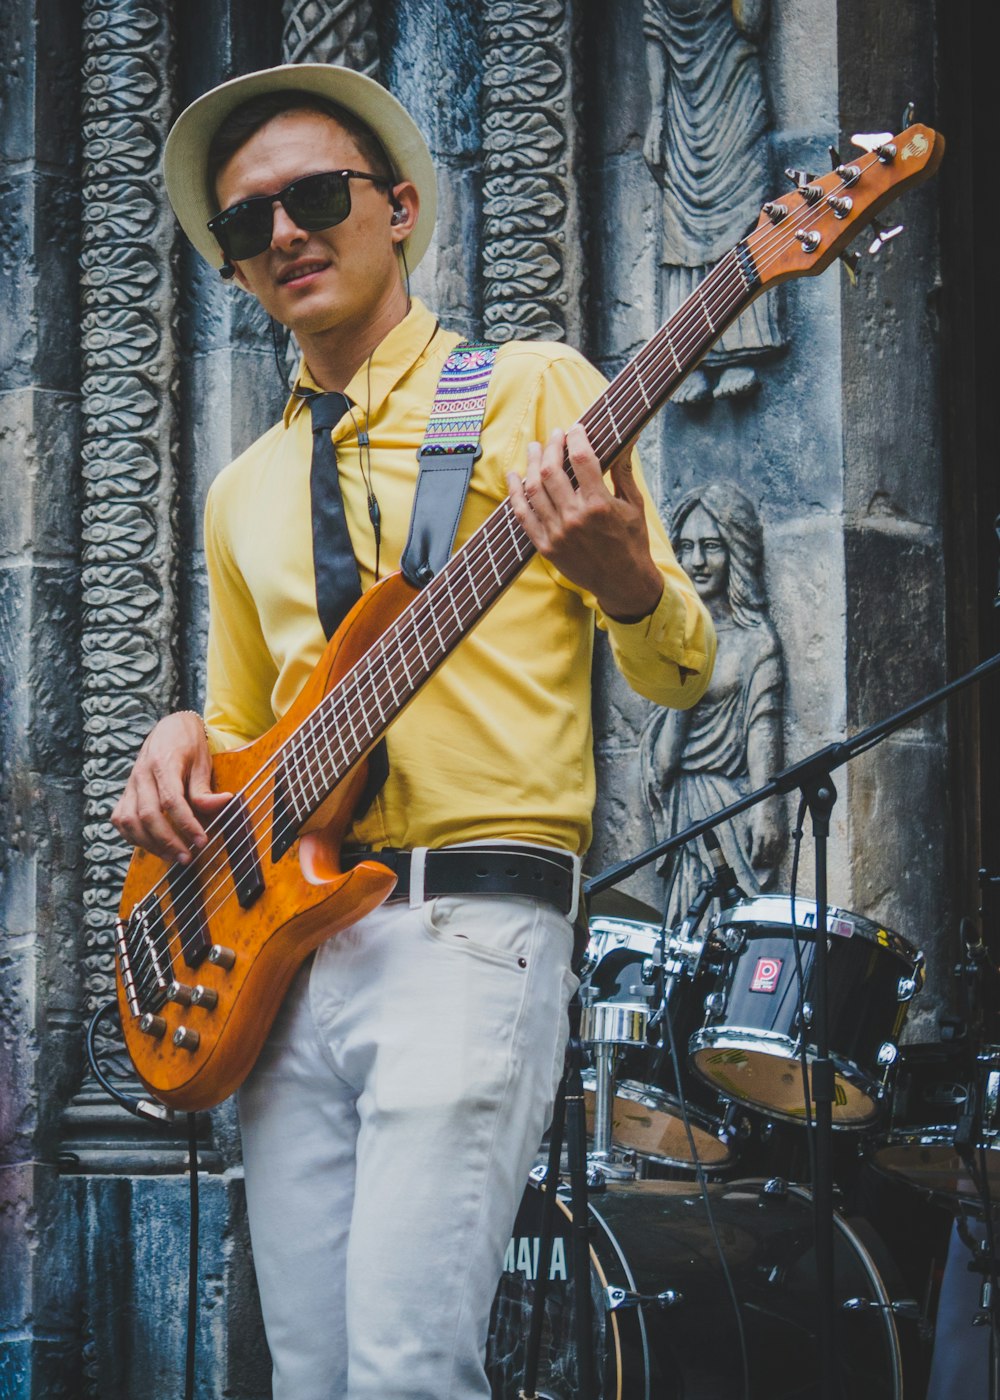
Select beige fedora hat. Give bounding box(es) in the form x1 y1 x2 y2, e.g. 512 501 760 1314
163 63 437 272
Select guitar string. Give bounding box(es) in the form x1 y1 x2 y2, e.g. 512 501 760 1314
124 151 892 990
124 152 883 990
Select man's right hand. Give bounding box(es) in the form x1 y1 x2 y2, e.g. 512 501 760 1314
112 711 232 865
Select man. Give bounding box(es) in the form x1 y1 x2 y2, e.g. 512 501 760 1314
112 63 715 1400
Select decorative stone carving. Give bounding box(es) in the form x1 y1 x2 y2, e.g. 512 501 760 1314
283 0 380 74
640 482 786 926
481 0 583 345
78 0 177 1080
642 0 783 402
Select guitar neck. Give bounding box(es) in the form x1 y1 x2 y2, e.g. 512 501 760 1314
273 246 759 833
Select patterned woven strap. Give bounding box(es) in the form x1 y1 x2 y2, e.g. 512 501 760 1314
401 342 500 587
420 342 499 455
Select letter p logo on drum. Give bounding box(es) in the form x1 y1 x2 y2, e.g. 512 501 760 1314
750 957 782 993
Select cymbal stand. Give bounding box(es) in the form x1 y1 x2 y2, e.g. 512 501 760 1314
519 995 597 1400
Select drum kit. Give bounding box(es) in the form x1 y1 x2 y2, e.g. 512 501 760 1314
486 657 1000 1398
487 893 1000 1399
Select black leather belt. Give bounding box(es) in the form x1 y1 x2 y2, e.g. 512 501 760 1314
341 844 578 916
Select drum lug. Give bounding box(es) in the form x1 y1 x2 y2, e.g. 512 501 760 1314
794 1001 814 1030
896 975 919 1003
758 1176 789 1203
606 1285 684 1312
721 928 745 954
704 990 726 1018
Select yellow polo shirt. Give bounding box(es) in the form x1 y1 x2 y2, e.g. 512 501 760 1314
203 298 714 855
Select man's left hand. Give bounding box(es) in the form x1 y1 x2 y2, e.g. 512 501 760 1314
506 425 664 622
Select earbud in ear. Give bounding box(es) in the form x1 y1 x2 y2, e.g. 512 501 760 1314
390 209 406 226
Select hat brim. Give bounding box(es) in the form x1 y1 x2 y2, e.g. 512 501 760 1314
163 64 436 272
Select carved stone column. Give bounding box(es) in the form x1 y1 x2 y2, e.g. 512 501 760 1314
67 0 180 1162
481 0 585 345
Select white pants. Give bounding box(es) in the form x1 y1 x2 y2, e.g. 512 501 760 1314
237 894 578 1400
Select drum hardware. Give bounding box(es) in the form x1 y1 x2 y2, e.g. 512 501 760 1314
579 914 742 1173
605 1285 683 1312
842 1298 922 1319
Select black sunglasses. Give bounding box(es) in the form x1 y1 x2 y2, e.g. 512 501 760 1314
208 169 393 262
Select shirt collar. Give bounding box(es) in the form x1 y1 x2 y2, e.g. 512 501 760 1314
283 297 442 430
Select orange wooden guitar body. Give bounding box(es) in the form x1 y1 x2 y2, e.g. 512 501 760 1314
116 571 420 1111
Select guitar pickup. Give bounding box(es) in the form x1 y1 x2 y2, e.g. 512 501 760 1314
221 795 265 908
168 864 211 969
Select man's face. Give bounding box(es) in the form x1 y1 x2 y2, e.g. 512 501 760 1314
675 504 729 605
214 108 415 340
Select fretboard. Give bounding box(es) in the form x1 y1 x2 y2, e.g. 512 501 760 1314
276 243 759 829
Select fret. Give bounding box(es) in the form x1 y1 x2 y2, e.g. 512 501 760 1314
697 289 716 333
440 564 464 631
341 694 363 754
462 552 483 610
331 707 352 770
383 643 407 702
317 713 339 788
663 332 682 375
288 742 309 826
427 591 447 652
411 616 432 673
369 673 388 725
484 533 504 587
396 629 416 688
633 362 652 411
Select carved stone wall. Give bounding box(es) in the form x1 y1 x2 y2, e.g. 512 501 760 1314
480 0 585 346
77 0 178 1073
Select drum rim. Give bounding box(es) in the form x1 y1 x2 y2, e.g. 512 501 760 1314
689 1026 884 1127
581 1072 735 1168
613 1077 735 1168
714 894 915 962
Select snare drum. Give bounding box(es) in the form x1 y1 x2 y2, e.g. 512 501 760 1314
873 1042 1000 1205
581 917 736 1169
689 896 921 1127
487 1177 906 1398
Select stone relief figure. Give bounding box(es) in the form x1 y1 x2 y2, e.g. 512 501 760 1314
642 0 783 402
640 482 786 925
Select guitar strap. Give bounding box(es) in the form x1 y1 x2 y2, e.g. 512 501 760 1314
401 341 499 587
354 342 499 820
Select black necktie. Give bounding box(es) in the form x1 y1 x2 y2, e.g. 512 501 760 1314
306 390 388 814
308 391 362 640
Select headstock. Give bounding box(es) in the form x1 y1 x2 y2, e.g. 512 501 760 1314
747 123 944 291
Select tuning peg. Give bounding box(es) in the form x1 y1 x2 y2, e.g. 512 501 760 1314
850 131 894 154
867 218 905 256
784 166 816 189
829 145 842 169
839 250 861 286
900 101 915 129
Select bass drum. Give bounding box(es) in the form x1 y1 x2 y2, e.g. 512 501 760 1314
487 1178 904 1400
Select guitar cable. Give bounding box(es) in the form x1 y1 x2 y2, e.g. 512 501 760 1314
86 999 199 1400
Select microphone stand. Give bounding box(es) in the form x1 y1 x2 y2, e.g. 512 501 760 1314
586 651 1000 1400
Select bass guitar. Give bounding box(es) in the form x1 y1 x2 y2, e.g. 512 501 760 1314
115 120 944 1110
